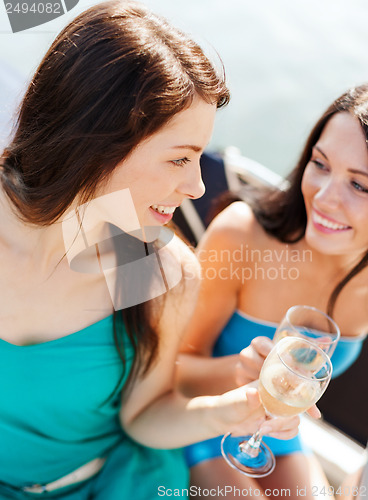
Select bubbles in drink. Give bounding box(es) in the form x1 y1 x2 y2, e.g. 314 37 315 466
259 364 320 417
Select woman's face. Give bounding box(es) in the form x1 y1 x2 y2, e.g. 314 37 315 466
99 96 216 229
301 111 368 258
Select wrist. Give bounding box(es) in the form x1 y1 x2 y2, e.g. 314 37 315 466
198 388 246 437
187 394 229 439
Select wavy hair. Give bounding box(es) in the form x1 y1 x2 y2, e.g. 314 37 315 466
249 84 368 317
0 0 230 387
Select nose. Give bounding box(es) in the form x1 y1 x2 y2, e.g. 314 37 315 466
314 176 342 211
179 161 206 200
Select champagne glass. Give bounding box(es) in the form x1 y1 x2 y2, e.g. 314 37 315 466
221 336 333 477
273 305 340 358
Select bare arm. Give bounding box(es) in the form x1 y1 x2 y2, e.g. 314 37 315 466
119 235 269 447
118 234 301 448
177 202 260 396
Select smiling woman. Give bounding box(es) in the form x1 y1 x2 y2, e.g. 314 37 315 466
0 1 300 499
99 96 215 228
302 112 368 257
176 83 368 499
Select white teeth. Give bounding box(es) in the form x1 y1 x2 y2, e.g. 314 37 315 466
151 204 176 215
313 213 349 230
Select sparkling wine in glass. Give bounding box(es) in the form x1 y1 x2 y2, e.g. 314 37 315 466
221 336 333 477
273 305 340 358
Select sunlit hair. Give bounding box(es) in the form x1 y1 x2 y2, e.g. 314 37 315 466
1 0 229 225
249 83 368 317
0 0 230 389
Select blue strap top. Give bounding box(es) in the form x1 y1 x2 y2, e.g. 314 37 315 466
0 315 132 488
213 310 366 378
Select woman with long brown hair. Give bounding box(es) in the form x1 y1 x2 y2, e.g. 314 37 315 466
178 84 368 498
0 1 302 498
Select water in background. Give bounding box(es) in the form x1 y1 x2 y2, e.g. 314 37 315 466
1 0 368 176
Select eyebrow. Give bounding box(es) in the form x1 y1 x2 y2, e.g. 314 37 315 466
170 145 202 153
314 145 328 160
349 168 368 178
313 145 368 178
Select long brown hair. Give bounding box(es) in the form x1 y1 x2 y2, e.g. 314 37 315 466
249 84 368 317
0 0 230 387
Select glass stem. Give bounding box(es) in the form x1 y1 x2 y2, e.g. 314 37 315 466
239 430 262 458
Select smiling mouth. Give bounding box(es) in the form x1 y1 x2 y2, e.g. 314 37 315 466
312 211 351 231
150 204 177 215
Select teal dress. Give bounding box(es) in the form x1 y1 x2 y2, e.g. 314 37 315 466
0 315 188 499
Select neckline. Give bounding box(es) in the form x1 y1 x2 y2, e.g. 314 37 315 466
235 309 278 328
234 309 366 342
0 314 114 350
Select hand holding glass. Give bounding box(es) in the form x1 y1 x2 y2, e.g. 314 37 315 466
221 336 333 477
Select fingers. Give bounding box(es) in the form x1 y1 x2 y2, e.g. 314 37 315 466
259 415 300 440
244 386 261 411
306 405 321 419
216 383 267 436
268 426 299 441
250 336 274 357
235 337 273 386
234 361 259 386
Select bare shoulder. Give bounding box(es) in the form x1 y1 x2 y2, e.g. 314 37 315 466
202 201 266 251
212 200 254 229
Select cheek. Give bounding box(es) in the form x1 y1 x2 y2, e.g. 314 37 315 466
301 170 314 204
346 200 368 230
301 166 323 203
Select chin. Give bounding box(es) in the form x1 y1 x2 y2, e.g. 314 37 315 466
306 234 353 258
305 230 339 255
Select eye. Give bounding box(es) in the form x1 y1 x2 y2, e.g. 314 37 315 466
311 159 328 171
170 157 190 167
351 180 368 193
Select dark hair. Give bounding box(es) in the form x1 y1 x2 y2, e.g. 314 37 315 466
0 0 230 387
249 83 368 317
